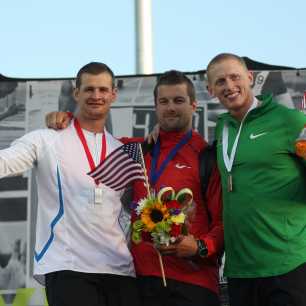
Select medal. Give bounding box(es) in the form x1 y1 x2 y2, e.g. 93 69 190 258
74 119 107 204
222 99 258 193
94 187 103 205
227 173 233 192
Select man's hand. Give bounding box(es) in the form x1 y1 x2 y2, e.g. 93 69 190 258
45 111 72 130
158 235 198 258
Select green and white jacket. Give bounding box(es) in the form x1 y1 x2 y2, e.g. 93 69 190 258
216 94 306 278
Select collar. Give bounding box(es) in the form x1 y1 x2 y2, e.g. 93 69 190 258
220 93 275 126
158 129 205 152
159 129 192 144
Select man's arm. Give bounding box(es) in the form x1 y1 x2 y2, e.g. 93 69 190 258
0 132 41 178
199 164 224 258
45 111 157 144
158 165 224 259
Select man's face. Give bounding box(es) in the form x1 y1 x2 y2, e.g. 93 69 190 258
207 59 254 118
74 72 116 120
155 83 197 133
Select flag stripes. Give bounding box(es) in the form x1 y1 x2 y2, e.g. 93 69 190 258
88 142 145 191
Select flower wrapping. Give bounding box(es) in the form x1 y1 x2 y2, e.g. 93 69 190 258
132 187 195 247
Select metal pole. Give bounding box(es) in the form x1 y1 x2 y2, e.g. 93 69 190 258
135 0 154 74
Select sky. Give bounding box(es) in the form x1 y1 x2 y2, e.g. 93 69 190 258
1 0 306 78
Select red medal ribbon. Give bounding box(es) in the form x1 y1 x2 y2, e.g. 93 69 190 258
74 118 106 185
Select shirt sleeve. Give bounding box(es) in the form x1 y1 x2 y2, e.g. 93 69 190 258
0 131 42 178
200 164 224 258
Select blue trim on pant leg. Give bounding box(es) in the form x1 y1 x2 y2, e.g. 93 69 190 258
34 166 64 262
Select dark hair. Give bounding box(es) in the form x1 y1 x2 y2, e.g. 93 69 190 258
153 70 196 103
75 62 115 89
206 53 248 82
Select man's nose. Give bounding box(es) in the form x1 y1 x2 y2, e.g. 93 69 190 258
224 79 235 90
91 89 101 99
166 101 176 111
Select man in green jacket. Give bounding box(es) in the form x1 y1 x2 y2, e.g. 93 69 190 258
206 53 306 306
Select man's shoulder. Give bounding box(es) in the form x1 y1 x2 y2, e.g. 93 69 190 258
215 112 229 126
270 99 306 124
13 128 60 144
104 130 126 153
257 96 306 138
190 130 207 151
214 116 227 139
105 130 122 143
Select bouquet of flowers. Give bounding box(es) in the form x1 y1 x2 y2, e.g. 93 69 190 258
132 187 194 247
295 124 306 159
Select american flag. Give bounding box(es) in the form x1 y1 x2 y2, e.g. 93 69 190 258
88 142 145 191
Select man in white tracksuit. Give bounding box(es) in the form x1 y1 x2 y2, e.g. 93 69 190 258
0 62 141 306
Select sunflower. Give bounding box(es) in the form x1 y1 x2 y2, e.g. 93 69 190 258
141 202 169 231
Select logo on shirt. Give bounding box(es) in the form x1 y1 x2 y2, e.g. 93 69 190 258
175 163 191 169
249 132 268 140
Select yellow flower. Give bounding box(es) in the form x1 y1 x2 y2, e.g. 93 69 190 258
171 212 185 224
141 202 169 231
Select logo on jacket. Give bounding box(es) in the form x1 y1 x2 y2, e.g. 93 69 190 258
249 132 268 140
175 163 191 169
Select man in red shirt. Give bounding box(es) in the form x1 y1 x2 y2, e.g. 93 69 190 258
130 70 223 306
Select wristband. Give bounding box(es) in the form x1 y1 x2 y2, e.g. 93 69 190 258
196 239 208 258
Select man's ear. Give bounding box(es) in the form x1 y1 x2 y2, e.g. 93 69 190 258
111 87 118 104
108 87 117 106
206 85 215 97
73 88 79 104
248 70 254 86
191 100 198 112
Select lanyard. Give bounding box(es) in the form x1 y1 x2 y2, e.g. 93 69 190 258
222 99 258 173
74 119 106 185
150 130 192 186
